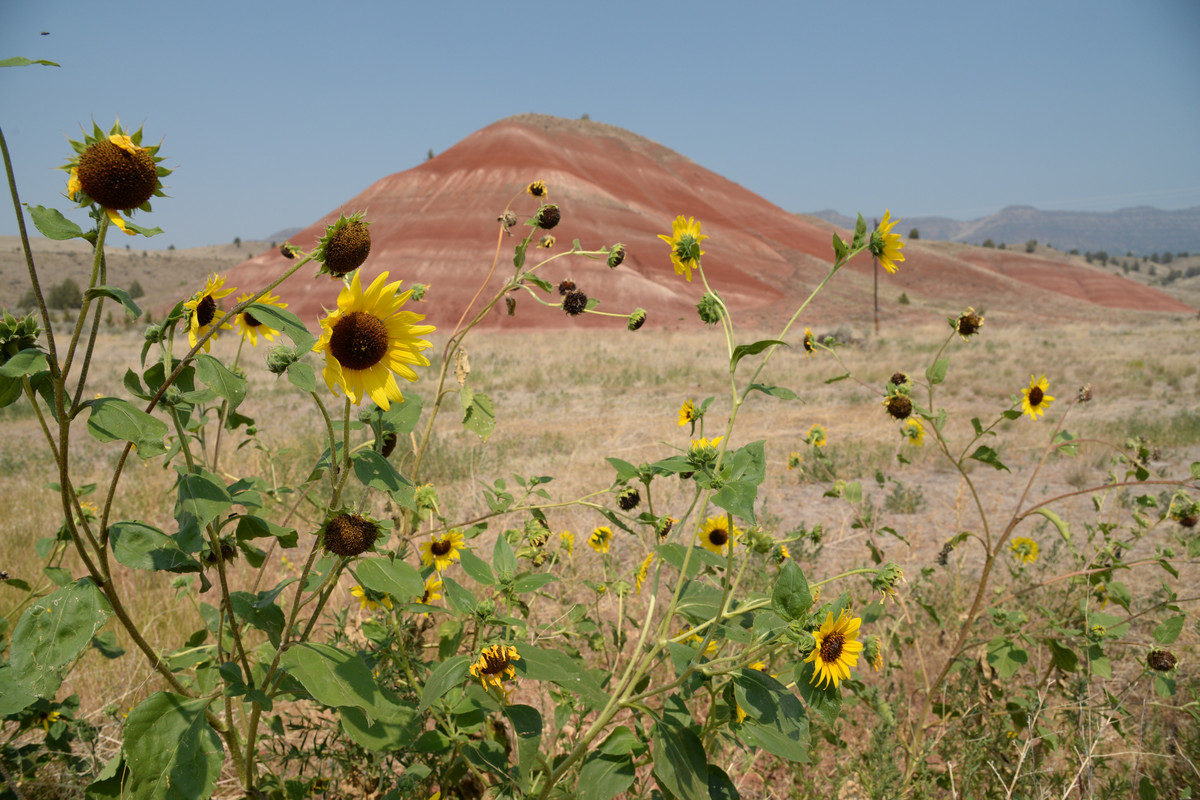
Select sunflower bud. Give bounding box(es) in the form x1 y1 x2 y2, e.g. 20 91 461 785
0 312 41 364
627 308 647 331
408 283 429 301
266 345 300 375
607 243 626 269
697 293 722 325
616 486 640 511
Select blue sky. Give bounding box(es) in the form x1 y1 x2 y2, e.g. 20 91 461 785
2 0 1198 249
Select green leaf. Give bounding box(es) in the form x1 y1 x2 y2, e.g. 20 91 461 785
987 636 1028 678
229 591 285 647
1153 615 1185 645
1031 508 1070 542
493 535 518 580
459 549 496 586
109 521 202 573
711 480 758 523
707 765 740 800
852 213 868 250
234 515 298 548
525 273 554 293
460 387 496 441
123 693 223 800
734 669 810 763
746 383 798 400
832 233 849 263
518 646 610 708
280 643 384 714
731 339 787 372
1191 462 1200 480
339 702 421 752
504 704 543 792
380 392 423 434
510 573 558 593
605 457 641 481
245 303 316 351
352 449 412 501
84 754 128 800
652 720 708 800
0 57 61 68
25 205 85 240
86 397 168 457
0 347 48 377
579 753 635 800
1046 639 1078 672
356 556 424 601
1001 409 1023 420
418 654 472 713
926 356 949 386
598 726 645 756
771 561 813 621
442 576 477 614
968 445 1010 472
824 372 851 384
195 354 247 410
174 469 233 552
795 660 841 727
286 360 316 392
86 285 142 320
91 630 126 659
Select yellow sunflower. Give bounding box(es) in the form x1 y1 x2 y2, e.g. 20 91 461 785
588 526 613 554
313 271 436 410
61 120 169 236
235 291 287 347
1020 374 1055 420
350 584 393 612
469 644 521 690
901 418 925 446
868 210 906 274
698 516 742 555
635 553 654 594
183 274 236 352
420 575 443 604
538 234 556 249
1009 536 1039 564
803 327 816 356
804 608 864 689
678 398 696 427
526 180 548 198
559 530 575 557
807 424 827 448
420 530 464 573
657 215 708 282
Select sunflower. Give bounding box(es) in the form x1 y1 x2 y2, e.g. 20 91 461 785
680 625 719 657
803 328 816 356
953 307 985 341
698 516 742 555
804 608 864 689
635 553 654 594
538 234 556 249
806 424 827 448
1009 536 1039 564
526 180 548 198
313 270 436 410
901 418 925 446
183 274 236 352
420 530 465 572
559 530 575 557
868 210 906 274
469 643 521 690
657 215 708 282
235 292 287 347
678 399 697 427
786 452 803 470
588 526 613 554
350 585 393 612
420 575 443 605
1021 374 1055 420
61 120 169 236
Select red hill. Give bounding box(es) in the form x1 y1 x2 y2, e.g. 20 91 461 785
227 115 1193 333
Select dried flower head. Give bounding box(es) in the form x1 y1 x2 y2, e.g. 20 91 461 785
557 279 576 296
883 394 913 420
535 204 561 230
526 180 548 198
63 120 169 235
323 512 380 557
562 290 588 316
315 213 372 278
616 486 641 511
1147 649 1177 672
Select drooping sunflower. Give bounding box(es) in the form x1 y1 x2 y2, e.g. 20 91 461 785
420 530 465 572
868 210 906 274
1009 536 1039 564
350 584 393 612
313 271 436 410
952 307 985 341
803 328 816 356
61 120 170 236
1021 374 1055 420
526 180 548 198
678 399 696 427
235 292 287 347
559 530 575 557
804 608 864 689
588 526 613 554
807 424 827 448
635 553 654 595
183 274 236 352
698 515 742 555
469 643 521 690
901 418 926 447
657 215 708 282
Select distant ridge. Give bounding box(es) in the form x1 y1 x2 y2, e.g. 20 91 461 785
806 205 1200 255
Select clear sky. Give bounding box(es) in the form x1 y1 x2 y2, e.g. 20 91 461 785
2 0 1198 249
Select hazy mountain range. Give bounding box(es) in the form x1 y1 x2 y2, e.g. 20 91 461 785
805 205 1200 256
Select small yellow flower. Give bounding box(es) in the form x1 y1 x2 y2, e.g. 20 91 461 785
901 418 925 446
680 625 719 657
786 452 803 470
748 661 767 672
40 711 62 731
559 530 575 557
1009 537 1039 564
869 210 906 274
697 516 741 555
588 526 613 554
804 609 864 689
1021 374 1055 420
657 215 708 282
689 435 724 453
774 544 790 564
806 424 827 448
183 274 236 352
469 643 521 690
538 234 556 249
421 530 465 572
526 180 548 198
350 584 393 612
234 292 287 347
803 327 816 356
420 575 444 605
678 398 696 427
635 553 654 594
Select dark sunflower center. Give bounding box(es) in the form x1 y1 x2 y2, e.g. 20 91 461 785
197 295 217 327
481 652 509 675
819 632 845 663
242 311 261 328
330 311 389 371
430 540 452 556
1028 387 1043 406
708 527 729 546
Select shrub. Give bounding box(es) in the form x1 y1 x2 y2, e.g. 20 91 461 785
47 278 82 309
128 279 145 299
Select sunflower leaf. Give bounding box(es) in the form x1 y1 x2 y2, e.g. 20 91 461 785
852 213 868 250
86 397 168 458
356 556 424 601
195 354 247 411
771 562 813 621
0 57 61 68
245 303 316 351
968 445 1010 472
731 339 787 372
832 233 848 263
25 205 85 240
85 285 142 320
795 660 842 726
734 668 809 763
651 720 709 800
926 356 949 385
120 219 164 238
578 753 635 800
460 387 496 441
418 655 472 714
123 693 223 800
747 383 798 400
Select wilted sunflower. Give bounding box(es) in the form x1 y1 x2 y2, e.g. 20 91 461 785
868 210 906 274
538 234 556 249
635 553 654 594
883 394 913 420
350 585 393 612
526 180 548 198
1021 374 1055 420
235 292 287 347
803 328 816 356
1009 536 1039 564
183 274 236 352
804 609 864 689
698 516 742 555
62 120 169 236
678 399 696 427
657 215 707 282
953 307 985 341
421 530 464 572
806 424 827 448
469 643 521 690
314 212 372 279
588 526 613 554
313 271 435 410
322 512 380 557
901 418 925 446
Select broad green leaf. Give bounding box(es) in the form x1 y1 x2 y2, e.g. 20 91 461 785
504 704 543 792
174 469 233 552
579 753 635 800
707 765 740 800
380 392 423 434
605 457 641 481
442 576 477 614
518 647 609 708
771 561 813 621
852 213 868 250
459 549 496 586
676 581 725 623
86 397 168 457
926 356 949 385
245 302 316 350
123 693 223 800
968 445 1010 472
0 57 61 68
598 726 645 756
25 204 85 240
83 753 128 800
86 285 142 320
795 660 841 727
464 740 510 774
286 360 316 392
280 643 382 714
356 556 424 601
460 387 496 441
0 348 48 377
1153 615 1185 645
711 480 757 523
832 232 848 262
229 591 286 646
234 515 298 548
195 354 247 410
340 702 421 751
987 636 1028 679
746 383 798 400
1032 508 1070 542
734 668 809 763
493 535 518 580
731 339 787 371
109 521 202 573
91 630 126 659
510 573 558 593
1046 639 1078 672
419 654 472 712
352 449 412 501
652 720 708 800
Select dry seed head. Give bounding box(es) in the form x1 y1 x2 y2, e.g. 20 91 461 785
1147 649 1177 672
562 290 588 316
536 204 561 230
323 512 380 557
884 394 913 420
76 137 159 211
322 219 372 277
557 279 576 296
